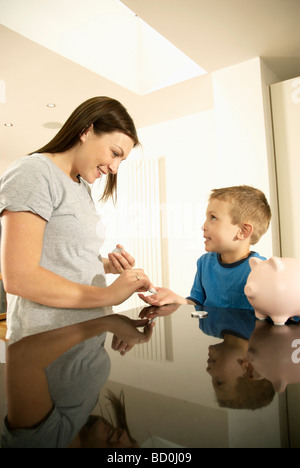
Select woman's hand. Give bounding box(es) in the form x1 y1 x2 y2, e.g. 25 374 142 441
107 268 153 306
108 314 155 356
105 245 135 274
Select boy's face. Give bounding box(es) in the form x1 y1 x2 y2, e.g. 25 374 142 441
206 342 246 400
202 199 241 256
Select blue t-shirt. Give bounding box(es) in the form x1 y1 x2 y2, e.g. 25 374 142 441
197 306 256 339
187 252 265 310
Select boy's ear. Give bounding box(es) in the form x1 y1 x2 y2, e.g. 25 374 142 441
237 223 253 240
238 359 255 379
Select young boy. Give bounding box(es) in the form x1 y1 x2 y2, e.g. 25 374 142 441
139 185 272 310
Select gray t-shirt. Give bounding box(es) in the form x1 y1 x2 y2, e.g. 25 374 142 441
0 154 111 343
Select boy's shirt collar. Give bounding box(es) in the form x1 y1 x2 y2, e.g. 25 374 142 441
217 251 255 268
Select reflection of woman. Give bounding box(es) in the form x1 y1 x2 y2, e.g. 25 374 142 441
0 96 154 447
81 390 139 448
2 315 152 447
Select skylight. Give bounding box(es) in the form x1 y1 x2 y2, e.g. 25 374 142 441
0 0 206 95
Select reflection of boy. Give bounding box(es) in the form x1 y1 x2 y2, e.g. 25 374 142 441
207 333 274 410
198 306 274 410
140 186 271 310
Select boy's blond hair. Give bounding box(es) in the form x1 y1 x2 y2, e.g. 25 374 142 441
209 185 271 245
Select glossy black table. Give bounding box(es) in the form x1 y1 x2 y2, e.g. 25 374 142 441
99 304 300 448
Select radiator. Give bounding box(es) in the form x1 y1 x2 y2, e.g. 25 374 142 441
125 157 173 362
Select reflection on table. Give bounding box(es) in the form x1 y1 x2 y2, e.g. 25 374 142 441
98 304 300 448
0 274 6 343
1 302 299 447
0 274 6 321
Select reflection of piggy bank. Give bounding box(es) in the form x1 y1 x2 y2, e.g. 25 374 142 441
244 257 300 326
247 320 300 393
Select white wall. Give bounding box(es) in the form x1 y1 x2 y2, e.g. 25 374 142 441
97 109 216 308
113 58 278 299
270 76 300 259
136 110 217 296
212 57 277 260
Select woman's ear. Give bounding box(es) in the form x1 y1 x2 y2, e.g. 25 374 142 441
237 223 253 240
80 123 94 142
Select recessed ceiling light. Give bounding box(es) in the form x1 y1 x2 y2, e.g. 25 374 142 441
4 123 13 127
46 103 56 108
43 121 63 129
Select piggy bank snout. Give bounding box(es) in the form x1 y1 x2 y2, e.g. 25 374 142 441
244 282 255 298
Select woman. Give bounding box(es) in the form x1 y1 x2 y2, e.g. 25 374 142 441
0 96 154 447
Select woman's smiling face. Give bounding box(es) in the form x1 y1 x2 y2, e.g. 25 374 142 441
75 129 134 184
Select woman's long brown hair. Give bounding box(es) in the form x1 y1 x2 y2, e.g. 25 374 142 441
30 97 140 202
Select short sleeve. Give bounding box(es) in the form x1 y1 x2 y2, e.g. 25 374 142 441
186 257 206 306
0 156 55 221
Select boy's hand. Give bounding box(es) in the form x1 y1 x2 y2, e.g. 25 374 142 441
139 303 181 320
138 287 186 307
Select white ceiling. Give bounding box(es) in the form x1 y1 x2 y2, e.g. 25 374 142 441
0 0 207 95
123 0 300 77
1 0 300 172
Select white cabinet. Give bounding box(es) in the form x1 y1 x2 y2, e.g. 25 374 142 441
270 77 300 259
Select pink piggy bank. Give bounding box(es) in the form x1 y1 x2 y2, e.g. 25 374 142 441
244 256 300 326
